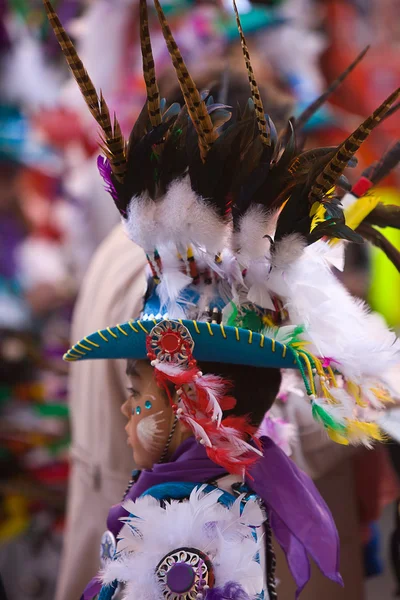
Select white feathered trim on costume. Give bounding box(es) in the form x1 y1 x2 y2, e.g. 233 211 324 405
101 486 264 600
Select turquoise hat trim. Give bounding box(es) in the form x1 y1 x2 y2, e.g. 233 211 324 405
64 319 298 370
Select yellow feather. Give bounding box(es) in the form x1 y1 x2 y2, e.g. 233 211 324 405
344 193 380 230
310 203 327 232
369 387 394 404
345 420 386 443
327 430 350 445
346 380 367 407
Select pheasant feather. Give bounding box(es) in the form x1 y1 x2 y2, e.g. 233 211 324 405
309 86 400 202
140 0 161 128
153 0 217 161
232 0 270 147
368 140 400 185
43 0 127 182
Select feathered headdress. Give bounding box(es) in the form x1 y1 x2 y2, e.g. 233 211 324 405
46 0 400 471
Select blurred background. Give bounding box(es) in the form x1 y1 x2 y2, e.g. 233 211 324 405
0 0 399 598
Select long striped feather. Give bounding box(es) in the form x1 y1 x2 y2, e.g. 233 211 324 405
43 0 126 182
295 46 370 131
232 0 270 147
153 0 217 161
381 101 400 124
140 0 161 127
368 140 400 185
309 87 400 202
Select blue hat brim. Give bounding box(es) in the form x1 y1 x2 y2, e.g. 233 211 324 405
64 319 298 370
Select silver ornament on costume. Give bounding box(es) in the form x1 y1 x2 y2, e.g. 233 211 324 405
100 530 117 566
148 320 194 366
155 546 214 599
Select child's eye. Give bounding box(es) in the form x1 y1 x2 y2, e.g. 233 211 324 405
127 387 140 399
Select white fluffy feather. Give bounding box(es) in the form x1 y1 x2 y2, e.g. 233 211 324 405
270 233 307 271
156 249 192 310
124 194 158 252
160 176 231 255
319 241 345 272
267 240 400 381
235 205 277 264
124 177 231 283
245 260 275 310
102 486 264 600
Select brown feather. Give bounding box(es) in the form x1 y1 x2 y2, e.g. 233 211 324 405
309 87 400 203
368 141 400 185
140 0 161 127
43 0 126 181
232 0 269 147
357 222 400 272
295 46 370 131
381 101 400 124
364 204 400 229
153 0 217 161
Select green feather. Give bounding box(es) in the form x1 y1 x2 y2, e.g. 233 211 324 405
312 402 346 433
240 310 263 332
287 324 306 346
226 302 239 327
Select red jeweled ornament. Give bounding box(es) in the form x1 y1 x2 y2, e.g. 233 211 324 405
160 331 182 354
147 320 195 366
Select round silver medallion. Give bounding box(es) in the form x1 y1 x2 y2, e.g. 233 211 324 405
155 546 214 599
148 320 195 366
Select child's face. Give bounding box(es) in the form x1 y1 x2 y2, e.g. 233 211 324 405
122 360 175 469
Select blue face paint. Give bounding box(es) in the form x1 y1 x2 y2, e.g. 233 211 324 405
145 400 152 410
136 406 142 415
